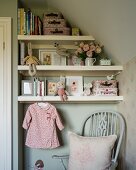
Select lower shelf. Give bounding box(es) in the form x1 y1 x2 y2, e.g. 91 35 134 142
18 95 123 103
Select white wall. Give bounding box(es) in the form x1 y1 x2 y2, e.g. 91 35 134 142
118 56 136 170
43 0 136 65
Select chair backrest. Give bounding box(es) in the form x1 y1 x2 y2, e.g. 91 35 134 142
81 110 125 164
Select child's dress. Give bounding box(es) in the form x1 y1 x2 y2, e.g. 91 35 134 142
22 102 64 149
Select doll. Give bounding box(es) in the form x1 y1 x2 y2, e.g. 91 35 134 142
55 81 69 101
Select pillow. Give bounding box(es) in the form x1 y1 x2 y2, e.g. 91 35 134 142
68 131 117 170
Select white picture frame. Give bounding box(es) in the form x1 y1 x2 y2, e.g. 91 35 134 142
66 76 83 96
22 80 33 96
39 49 66 65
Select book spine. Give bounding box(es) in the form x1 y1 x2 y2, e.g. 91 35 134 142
37 80 40 96
34 16 38 35
27 9 31 35
32 13 35 35
20 42 25 65
33 78 37 96
17 8 21 35
24 11 26 35
20 8 24 35
41 81 44 96
44 77 47 96
38 16 42 35
30 11 33 35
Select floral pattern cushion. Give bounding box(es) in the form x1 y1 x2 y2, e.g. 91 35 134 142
68 131 117 170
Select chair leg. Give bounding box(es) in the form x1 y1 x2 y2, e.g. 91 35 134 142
52 155 69 170
60 158 67 170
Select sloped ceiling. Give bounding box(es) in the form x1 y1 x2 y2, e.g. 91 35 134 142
20 0 136 65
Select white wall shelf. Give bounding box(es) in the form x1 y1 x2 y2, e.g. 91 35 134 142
18 35 123 103
18 35 95 41
18 65 123 76
18 65 123 71
18 95 123 103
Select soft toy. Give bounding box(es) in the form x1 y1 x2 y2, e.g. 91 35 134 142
23 42 40 76
83 83 93 96
55 81 69 101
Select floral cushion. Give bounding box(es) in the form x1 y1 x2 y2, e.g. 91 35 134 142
68 131 117 170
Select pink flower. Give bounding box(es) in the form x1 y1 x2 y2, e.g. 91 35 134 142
86 50 93 57
79 42 84 48
89 45 96 52
95 45 102 53
83 44 90 52
77 47 83 54
75 41 103 61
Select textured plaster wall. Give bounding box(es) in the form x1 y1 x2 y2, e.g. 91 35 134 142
118 56 136 170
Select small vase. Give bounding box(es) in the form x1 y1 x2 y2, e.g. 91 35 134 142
85 57 96 66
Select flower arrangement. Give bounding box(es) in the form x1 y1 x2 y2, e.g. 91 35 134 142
75 42 102 61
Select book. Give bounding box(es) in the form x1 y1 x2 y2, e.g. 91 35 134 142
19 41 26 65
17 8 21 35
47 80 57 96
20 8 25 35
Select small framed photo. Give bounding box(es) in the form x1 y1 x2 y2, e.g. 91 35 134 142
47 80 58 96
39 49 66 65
66 76 83 96
22 80 33 96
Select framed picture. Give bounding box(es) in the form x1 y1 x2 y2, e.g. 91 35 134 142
39 49 66 65
66 76 83 96
47 80 58 96
22 80 33 96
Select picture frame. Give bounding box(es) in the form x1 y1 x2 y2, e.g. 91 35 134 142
47 80 58 96
21 80 33 96
66 76 83 96
39 49 66 65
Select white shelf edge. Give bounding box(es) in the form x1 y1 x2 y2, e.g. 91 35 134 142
18 35 95 41
18 96 123 102
18 65 123 71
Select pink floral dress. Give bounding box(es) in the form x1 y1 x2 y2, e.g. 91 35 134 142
22 102 64 149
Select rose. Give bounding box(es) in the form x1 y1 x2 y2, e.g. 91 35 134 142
75 41 102 60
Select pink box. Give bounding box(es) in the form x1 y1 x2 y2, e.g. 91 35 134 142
93 88 118 96
92 80 118 88
43 18 67 28
43 12 63 19
43 27 71 35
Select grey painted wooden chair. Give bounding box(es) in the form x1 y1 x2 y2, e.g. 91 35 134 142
53 110 125 170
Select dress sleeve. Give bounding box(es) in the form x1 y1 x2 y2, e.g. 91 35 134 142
54 108 64 131
22 106 32 130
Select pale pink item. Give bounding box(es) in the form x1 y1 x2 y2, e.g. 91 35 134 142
68 131 117 170
22 102 64 149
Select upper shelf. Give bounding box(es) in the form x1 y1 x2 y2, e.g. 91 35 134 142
18 35 95 41
18 65 123 76
18 65 123 71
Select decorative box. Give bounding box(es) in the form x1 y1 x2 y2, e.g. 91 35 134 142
92 87 118 96
43 18 67 28
92 80 118 88
43 27 71 35
72 27 80 35
43 12 63 19
99 59 111 66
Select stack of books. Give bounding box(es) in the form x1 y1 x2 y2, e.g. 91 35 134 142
18 8 42 35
